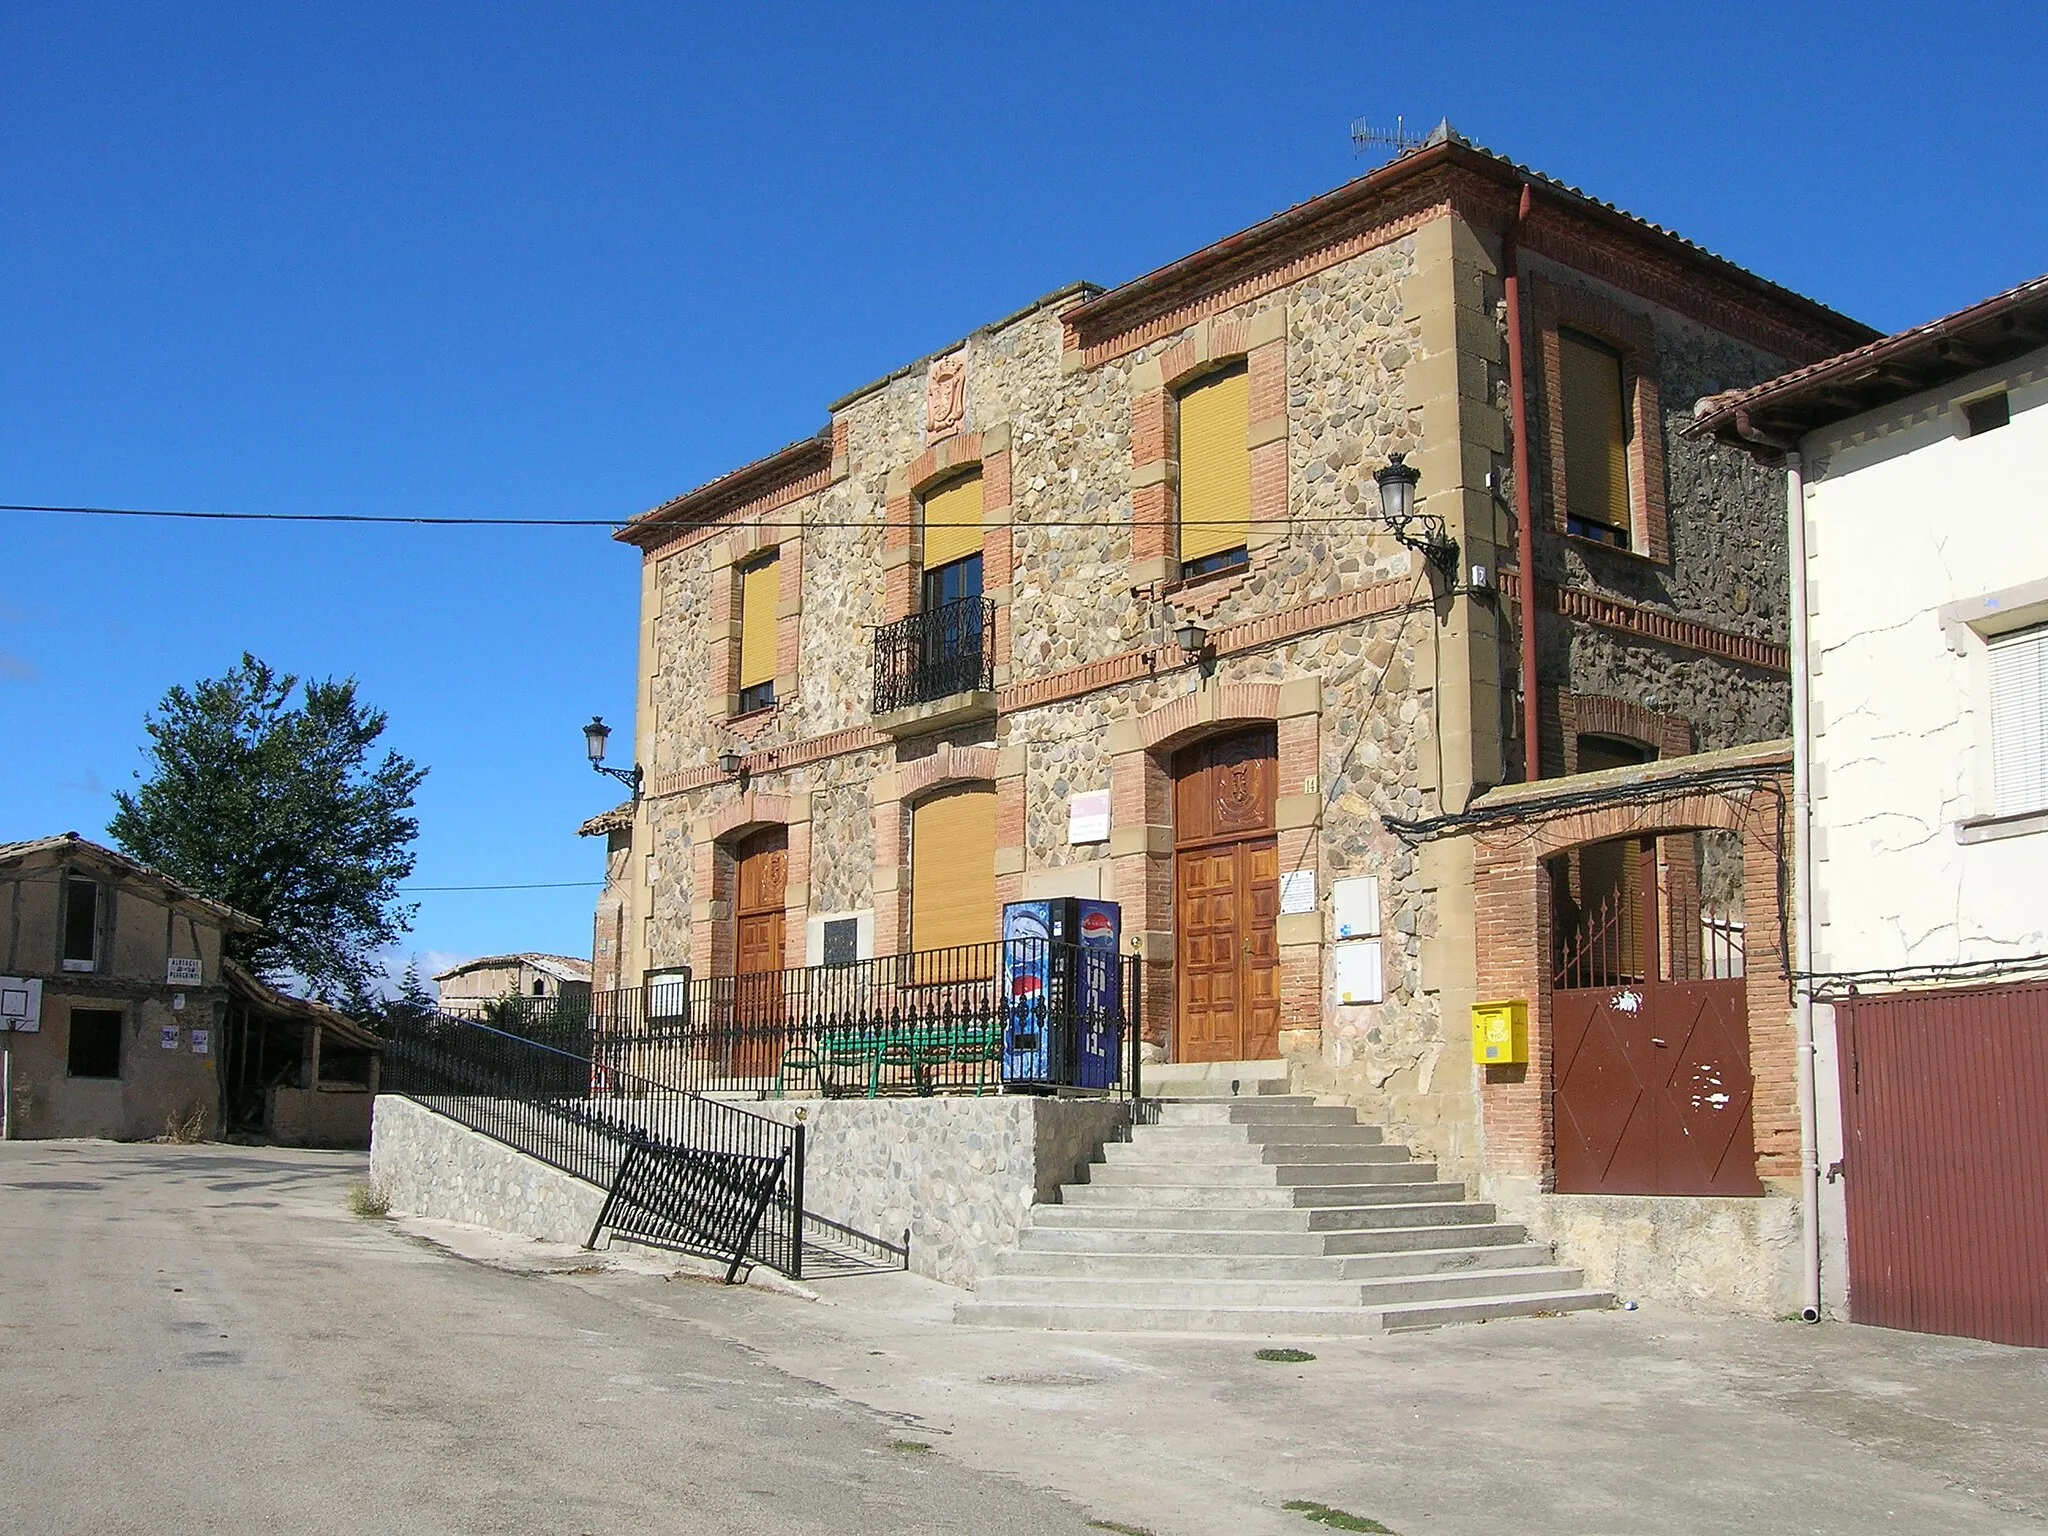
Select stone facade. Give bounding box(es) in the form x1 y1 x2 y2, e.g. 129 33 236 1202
584 138 1870 1213
370 1093 605 1246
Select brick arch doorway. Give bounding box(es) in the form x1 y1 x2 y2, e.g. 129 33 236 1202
1172 724 1280 1062
731 826 788 1079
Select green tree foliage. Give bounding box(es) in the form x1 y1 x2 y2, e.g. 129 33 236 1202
109 654 427 1001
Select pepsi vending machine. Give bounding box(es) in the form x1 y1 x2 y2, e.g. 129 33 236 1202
1000 898 1123 1089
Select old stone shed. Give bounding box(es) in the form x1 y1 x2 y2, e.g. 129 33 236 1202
0 834 257 1141
581 131 1877 1311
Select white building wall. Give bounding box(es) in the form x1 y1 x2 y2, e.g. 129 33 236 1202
1804 355 2048 976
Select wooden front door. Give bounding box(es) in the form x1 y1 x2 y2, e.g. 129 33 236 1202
732 828 787 1078
1173 727 1280 1062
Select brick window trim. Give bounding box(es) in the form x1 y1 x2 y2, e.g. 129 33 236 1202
709 523 803 721
1130 312 1288 598
1529 274 1670 566
1549 690 1694 774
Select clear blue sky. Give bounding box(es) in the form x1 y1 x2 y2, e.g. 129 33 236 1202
4 2 2042 987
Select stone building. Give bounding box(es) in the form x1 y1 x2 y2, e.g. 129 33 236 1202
0 834 255 1140
582 131 1871 1199
434 952 593 1012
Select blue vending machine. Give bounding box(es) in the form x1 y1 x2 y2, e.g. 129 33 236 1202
1071 899 1124 1089
1000 899 1062 1087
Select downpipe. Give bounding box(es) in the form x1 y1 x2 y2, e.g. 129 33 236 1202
1787 449 1822 1324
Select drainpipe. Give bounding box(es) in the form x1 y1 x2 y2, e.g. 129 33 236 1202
1785 446 1822 1323
1502 184 1542 780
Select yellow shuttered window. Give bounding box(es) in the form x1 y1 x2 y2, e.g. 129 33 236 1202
910 785 997 959
1559 330 1631 542
737 551 779 709
1176 362 1251 569
921 471 984 572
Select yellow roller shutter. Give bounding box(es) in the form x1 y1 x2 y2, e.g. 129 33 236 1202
922 471 984 572
738 551 779 690
1559 331 1631 536
910 785 997 955
1177 362 1251 565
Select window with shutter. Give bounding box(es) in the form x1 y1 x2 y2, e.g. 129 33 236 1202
909 785 997 958
1559 329 1632 546
921 471 983 574
1990 624 2048 816
1176 362 1251 573
737 551 779 713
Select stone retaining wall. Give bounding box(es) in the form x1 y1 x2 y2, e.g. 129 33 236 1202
369 1094 605 1246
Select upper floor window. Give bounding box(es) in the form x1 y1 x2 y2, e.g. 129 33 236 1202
533 978 547 997
1559 329 1632 548
1963 391 2011 437
920 471 984 605
1176 362 1251 577
61 877 100 972
1990 623 2048 817
736 550 779 714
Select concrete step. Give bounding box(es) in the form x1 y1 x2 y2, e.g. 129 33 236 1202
1101 1137 1410 1166
973 1266 1590 1311
1141 1060 1292 1098
1088 1154 1433 1185
953 1300 1388 1336
994 1241 1558 1281
1063 1180 1468 1210
1016 1219 1531 1257
1375 1289 1615 1331
1030 1198 1496 1233
1155 1101 1362 1127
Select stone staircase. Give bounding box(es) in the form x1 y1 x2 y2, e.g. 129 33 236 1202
955 1070 1610 1336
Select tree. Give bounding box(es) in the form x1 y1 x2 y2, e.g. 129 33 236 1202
110 654 427 1001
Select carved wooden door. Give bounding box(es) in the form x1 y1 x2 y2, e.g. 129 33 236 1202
732 828 787 1078
1172 727 1280 1062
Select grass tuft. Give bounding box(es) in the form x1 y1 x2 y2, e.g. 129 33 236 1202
345 1180 391 1219
1087 1521 1159 1535
1256 1347 1317 1363
887 1439 932 1454
163 1104 209 1144
1283 1501 1396 1533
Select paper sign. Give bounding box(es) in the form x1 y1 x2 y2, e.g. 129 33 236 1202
1333 876 1381 939
0 977 43 1032
1335 941 1384 1005
166 956 203 986
1068 789 1110 845
1279 870 1317 915
161 1026 181 1050
189 1030 210 1057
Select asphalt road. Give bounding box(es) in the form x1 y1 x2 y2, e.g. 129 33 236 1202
0 1140 1092 1535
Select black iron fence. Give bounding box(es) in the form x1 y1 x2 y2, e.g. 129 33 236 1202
872 595 995 714
582 938 1139 1101
380 1013 806 1278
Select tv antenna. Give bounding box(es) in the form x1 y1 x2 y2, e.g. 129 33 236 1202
1350 115 1430 160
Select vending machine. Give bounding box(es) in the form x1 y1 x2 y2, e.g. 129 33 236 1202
1000 898 1123 1089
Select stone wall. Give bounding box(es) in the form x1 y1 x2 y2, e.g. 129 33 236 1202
271 1084 374 1148
369 1094 605 1246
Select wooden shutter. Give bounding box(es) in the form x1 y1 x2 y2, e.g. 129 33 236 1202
910 785 997 953
1559 330 1631 535
922 471 983 572
1990 624 2048 815
738 551 779 690
1177 363 1251 564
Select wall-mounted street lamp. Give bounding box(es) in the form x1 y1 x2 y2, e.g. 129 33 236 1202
717 750 745 779
583 716 644 799
1173 617 1217 677
1374 452 1460 582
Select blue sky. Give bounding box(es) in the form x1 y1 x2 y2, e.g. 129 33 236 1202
3 2 2042 987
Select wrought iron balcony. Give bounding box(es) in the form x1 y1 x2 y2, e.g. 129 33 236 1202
872 596 996 723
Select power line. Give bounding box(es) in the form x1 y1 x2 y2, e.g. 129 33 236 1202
2 501 1395 531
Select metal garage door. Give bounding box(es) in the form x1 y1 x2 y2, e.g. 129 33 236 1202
1836 981 2048 1348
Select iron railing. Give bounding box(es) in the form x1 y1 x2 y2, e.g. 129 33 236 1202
577 939 1139 1101
380 1013 806 1279
872 595 995 714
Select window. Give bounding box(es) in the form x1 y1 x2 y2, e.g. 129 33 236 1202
736 550 779 714
533 979 547 996
909 785 997 957
920 471 983 606
67 1008 122 1079
1559 329 1632 547
1990 624 2048 816
61 877 100 972
1964 391 2011 437
1176 362 1251 576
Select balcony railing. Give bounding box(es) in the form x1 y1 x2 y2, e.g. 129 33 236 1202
873 596 995 716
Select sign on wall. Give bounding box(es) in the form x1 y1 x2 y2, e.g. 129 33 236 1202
161 1026 181 1050
189 1030 209 1057
0 977 42 1032
1279 870 1317 915
1068 790 1110 845
166 957 203 986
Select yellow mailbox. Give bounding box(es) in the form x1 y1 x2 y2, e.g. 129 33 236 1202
1471 999 1528 1065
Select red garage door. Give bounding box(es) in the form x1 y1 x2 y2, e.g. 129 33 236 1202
1836 981 2048 1348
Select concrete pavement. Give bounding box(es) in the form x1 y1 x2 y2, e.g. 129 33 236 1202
4 1140 2045 1534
